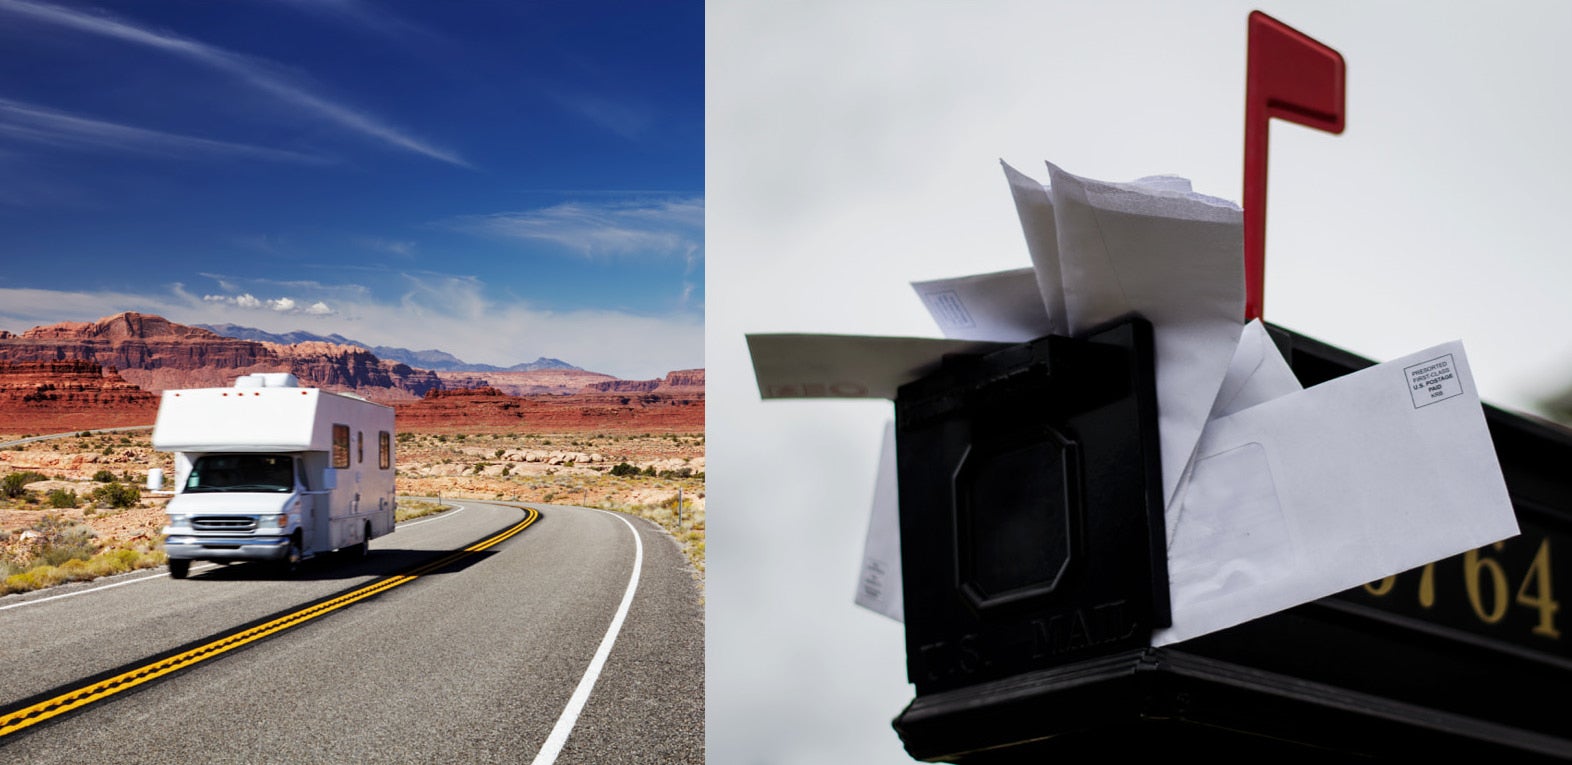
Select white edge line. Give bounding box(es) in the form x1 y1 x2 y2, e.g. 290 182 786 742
0 503 466 612
0 563 217 612
397 504 464 528
530 510 644 765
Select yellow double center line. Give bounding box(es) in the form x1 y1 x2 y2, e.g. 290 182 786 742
0 505 539 739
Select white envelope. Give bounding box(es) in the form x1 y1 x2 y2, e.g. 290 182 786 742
1153 341 1519 646
746 333 1006 401
1003 163 1066 334
855 420 903 622
910 267 1049 343
1038 160 1245 511
1166 319 1304 547
929 163 1246 511
1208 319 1303 420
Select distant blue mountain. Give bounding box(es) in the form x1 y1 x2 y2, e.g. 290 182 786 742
195 323 581 373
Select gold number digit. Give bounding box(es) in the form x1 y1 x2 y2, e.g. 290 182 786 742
1364 576 1396 596
1417 563 1436 609
1515 538 1560 639
1464 543 1509 624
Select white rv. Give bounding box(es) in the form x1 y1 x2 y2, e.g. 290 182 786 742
152 372 396 579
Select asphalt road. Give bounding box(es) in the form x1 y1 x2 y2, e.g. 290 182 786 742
0 499 704 763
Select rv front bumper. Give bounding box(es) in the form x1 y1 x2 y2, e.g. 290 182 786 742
164 536 291 562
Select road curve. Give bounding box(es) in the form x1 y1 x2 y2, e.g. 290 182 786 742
0 499 703 763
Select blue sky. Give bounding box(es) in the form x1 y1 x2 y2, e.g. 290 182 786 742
0 0 702 379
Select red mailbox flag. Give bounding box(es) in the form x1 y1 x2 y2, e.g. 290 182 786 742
1243 11 1345 321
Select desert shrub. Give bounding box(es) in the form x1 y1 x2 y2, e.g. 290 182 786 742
30 515 98 567
92 469 116 483
609 462 639 477
46 489 78 509
6 566 64 592
1 545 166 595
89 482 140 509
641 466 658 477
2 471 46 498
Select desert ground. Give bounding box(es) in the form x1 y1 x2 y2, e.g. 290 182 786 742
0 427 704 592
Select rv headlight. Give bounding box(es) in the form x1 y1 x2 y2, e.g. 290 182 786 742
167 514 190 527
263 514 289 529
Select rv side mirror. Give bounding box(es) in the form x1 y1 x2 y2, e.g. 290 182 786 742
322 468 338 490
147 468 164 492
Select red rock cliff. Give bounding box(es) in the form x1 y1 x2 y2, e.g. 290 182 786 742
0 312 439 399
0 360 159 433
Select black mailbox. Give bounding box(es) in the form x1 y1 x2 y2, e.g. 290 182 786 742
892 324 1572 761
894 316 1168 695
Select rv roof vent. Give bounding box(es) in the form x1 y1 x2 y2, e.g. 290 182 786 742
235 373 300 389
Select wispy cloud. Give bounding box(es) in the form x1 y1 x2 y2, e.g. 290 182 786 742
545 89 652 141
196 273 371 303
452 197 704 258
267 0 438 45
0 0 469 167
362 238 418 258
0 98 330 164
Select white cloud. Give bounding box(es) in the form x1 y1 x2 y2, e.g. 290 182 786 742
0 0 469 167
201 292 331 316
452 197 704 259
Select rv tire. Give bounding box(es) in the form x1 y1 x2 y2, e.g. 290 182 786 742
168 559 190 579
347 522 371 559
278 535 303 577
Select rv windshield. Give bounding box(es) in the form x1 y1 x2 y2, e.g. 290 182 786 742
185 454 295 493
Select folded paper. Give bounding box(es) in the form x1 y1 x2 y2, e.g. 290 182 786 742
747 159 1520 649
855 420 903 621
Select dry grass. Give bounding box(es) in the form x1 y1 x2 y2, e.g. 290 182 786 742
1 428 706 594
1 515 167 595
394 431 705 581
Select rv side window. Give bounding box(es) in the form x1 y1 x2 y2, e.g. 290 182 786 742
333 424 350 468
379 431 391 470
357 431 364 464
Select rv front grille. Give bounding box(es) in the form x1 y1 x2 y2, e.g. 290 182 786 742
192 516 258 532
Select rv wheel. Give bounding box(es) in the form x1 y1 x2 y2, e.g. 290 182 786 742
168 559 190 579
348 522 371 559
278 535 303 576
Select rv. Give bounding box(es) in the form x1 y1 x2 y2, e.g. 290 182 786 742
151 373 396 579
